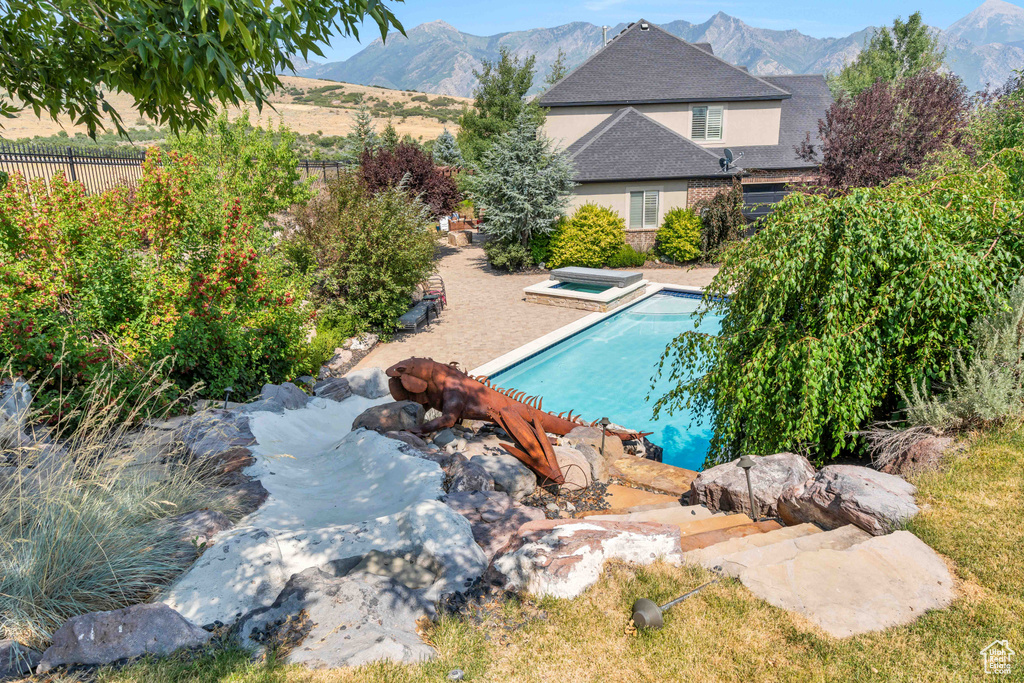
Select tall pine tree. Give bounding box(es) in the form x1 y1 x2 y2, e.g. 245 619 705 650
351 106 379 158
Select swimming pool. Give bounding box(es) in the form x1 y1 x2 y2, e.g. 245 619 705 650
488 291 723 471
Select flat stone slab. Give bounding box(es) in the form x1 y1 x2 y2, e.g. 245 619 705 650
589 484 683 515
494 519 681 599
678 520 783 553
718 525 872 577
609 457 698 497
584 505 716 527
738 531 955 637
683 523 824 567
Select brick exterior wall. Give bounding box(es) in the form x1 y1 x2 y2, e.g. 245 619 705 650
625 229 658 251
686 169 820 208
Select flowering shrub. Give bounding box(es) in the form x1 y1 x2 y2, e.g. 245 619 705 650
0 148 310 417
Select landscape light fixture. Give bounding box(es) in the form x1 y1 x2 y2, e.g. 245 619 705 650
223 386 234 409
736 454 758 520
631 579 719 629
599 416 610 459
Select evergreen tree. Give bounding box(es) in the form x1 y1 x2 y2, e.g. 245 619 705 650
432 128 464 167
469 111 574 246
351 106 379 157
458 47 541 163
831 12 944 97
381 119 400 150
546 48 569 86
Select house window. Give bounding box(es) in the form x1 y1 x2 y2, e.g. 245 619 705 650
629 190 659 229
691 105 723 141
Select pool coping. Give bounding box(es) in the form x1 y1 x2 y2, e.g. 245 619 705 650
471 282 706 377
523 277 649 304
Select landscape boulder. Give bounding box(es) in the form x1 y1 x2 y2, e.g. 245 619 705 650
319 348 355 379
159 509 233 546
213 480 270 516
246 382 309 413
553 446 592 493
352 401 424 434
449 457 495 493
493 519 682 599
0 640 40 680
36 604 212 674
777 465 919 535
433 429 457 448
236 561 437 668
879 435 954 475
690 452 816 518
344 333 379 352
345 367 391 399
445 490 545 560
175 410 256 462
564 426 624 463
470 453 537 500
313 377 352 402
572 442 609 483
386 431 429 449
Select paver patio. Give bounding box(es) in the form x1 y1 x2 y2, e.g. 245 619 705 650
355 236 718 373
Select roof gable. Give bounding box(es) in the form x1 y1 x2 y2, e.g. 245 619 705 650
566 107 727 182
538 20 789 107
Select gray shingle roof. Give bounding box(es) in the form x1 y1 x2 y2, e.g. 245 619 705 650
566 107 728 182
707 74 832 170
538 20 789 107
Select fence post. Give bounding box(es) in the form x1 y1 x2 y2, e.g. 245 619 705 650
67 146 77 182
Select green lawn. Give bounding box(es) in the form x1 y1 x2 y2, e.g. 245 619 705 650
100 427 1024 682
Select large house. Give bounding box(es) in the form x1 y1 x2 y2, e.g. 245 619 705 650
538 19 831 249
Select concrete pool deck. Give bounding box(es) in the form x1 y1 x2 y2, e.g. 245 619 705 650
354 237 719 373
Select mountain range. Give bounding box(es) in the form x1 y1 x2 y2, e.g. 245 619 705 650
288 0 1024 96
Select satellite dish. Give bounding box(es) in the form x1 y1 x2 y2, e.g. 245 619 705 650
719 148 744 173
724 148 734 163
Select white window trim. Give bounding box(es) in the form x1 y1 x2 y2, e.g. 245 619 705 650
691 103 725 143
627 186 663 230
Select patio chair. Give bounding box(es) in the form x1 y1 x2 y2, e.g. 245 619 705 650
423 275 446 310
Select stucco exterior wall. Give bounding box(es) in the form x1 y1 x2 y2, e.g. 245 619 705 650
544 100 783 149
569 180 689 250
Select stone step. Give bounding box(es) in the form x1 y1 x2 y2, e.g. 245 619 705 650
588 484 683 516
675 513 753 538
609 457 698 497
585 505 716 525
717 525 873 577
682 523 823 567
678 520 783 553
737 531 954 637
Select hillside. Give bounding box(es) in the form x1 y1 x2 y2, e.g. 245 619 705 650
288 4 1024 96
1 76 471 143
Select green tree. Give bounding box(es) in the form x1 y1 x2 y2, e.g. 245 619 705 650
0 0 405 137
469 111 574 247
380 119 400 150
458 47 540 162
432 128 464 167
654 156 1024 465
350 106 379 157
831 12 944 97
546 48 569 86
972 74 1024 160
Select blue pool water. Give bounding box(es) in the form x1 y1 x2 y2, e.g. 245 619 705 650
489 291 723 471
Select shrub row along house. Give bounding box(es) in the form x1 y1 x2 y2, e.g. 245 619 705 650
539 19 831 249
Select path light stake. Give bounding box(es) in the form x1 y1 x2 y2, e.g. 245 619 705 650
599 416 610 459
631 579 720 629
223 386 233 410
737 454 758 520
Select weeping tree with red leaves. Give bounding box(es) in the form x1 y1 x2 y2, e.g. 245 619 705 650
798 70 972 192
360 143 461 217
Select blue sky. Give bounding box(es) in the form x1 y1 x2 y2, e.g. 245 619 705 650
315 0 1016 62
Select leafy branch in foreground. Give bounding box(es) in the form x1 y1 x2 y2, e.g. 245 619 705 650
0 0 405 137
653 152 1024 466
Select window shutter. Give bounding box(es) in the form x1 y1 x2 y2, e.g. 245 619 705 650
643 191 659 228
629 191 644 228
692 106 708 140
706 106 723 141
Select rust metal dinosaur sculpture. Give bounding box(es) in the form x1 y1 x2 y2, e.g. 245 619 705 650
385 357 650 486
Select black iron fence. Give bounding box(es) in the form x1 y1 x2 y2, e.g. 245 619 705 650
0 142 349 195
